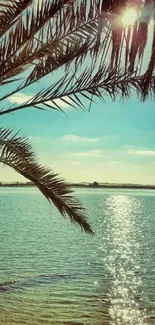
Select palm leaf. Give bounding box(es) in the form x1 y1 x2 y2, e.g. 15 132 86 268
1 66 154 116
0 127 93 234
0 0 33 38
0 0 154 93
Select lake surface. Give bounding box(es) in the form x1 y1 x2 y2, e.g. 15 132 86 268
0 187 155 325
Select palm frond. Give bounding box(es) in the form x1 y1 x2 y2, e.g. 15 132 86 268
0 127 93 234
0 0 98 84
0 0 33 38
0 0 154 104
1 65 154 116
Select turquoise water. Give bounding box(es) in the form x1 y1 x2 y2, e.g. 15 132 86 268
0 187 155 325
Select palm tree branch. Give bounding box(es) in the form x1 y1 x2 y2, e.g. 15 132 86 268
0 0 33 38
0 127 93 234
0 0 154 93
0 3 100 84
0 34 98 101
0 0 74 80
0 66 154 116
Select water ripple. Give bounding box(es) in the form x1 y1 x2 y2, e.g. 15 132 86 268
0 188 155 324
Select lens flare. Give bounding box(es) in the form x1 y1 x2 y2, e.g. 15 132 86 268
122 8 137 26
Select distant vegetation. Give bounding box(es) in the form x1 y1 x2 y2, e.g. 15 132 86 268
71 182 155 190
1 181 155 190
0 182 34 187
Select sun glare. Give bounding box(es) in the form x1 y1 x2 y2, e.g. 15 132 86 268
122 8 137 26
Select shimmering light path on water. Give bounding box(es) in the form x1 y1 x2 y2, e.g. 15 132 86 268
0 188 155 325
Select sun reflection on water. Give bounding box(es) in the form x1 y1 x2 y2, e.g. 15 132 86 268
104 195 145 325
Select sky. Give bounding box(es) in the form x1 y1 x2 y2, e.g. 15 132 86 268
0 10 155 185
1 90 155 185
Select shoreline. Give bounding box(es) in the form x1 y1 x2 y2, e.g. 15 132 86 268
1 183 155 190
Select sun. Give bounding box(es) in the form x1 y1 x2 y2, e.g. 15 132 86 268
122 8 137 26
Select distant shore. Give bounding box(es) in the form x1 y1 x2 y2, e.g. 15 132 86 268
71 184 155 190
1 182 155 190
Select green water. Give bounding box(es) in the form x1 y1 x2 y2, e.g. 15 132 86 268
0 187 155 325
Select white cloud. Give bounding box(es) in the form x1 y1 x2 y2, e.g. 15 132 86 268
95 162 101 166
9 93 32 104
124 145 134 149
62 160 82 165
29 136 43 141
73 161 82 165
8 93 72 109
72 150 102 157
128 149 155 156
62 134 99 142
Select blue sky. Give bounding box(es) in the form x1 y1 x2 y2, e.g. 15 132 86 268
1 90 155 185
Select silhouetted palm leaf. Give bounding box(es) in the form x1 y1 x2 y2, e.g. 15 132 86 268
0 0 154 113
0 128 93 234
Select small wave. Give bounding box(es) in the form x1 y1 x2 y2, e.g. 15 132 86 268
0 279 17 287
0 272 90 294
0 273 78 292
0 279 17 293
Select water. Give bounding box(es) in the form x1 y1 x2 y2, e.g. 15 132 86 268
0 187 155 325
